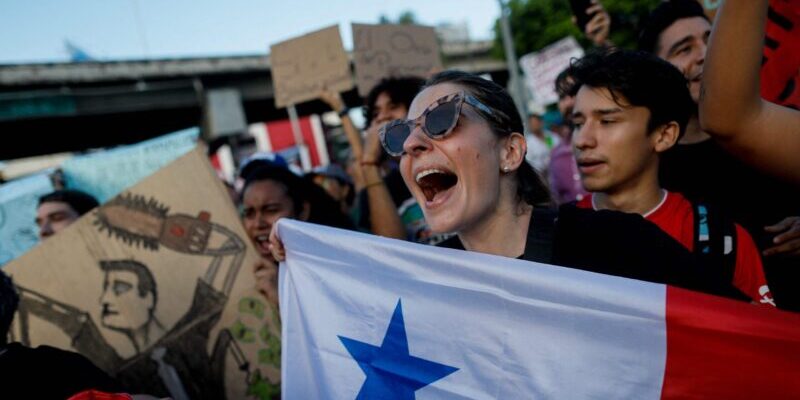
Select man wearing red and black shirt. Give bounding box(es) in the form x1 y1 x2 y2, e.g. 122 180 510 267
577 191 772 305
568 49 773 306
638 0 798 311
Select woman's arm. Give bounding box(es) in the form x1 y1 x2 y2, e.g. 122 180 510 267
699 0 800 183
319 89 363 159
319 89 406 240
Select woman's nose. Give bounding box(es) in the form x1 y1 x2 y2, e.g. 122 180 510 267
402 124 431 156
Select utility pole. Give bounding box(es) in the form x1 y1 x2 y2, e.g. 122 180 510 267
498 0 529 125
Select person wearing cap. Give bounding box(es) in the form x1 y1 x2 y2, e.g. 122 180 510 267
524 102 560 175
240 163 353 307
307 164 354 215
238 152 291 179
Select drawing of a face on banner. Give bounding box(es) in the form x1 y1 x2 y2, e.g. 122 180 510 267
5 147 281 400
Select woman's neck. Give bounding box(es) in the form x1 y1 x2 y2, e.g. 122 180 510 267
458 202 532 258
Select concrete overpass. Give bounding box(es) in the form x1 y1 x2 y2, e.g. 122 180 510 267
0 41 506 160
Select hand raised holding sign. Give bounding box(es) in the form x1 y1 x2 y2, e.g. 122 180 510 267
319 86 364 160
319 88 345 114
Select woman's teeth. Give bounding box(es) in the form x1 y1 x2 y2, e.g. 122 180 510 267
416 168 447 183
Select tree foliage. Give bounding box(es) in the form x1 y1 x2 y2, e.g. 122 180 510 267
379 10 418 25
492 0 660 59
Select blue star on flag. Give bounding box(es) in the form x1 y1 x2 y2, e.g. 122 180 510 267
338 299 459 399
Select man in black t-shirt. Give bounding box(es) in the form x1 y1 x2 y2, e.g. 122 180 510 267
0 270 122 399
639 0 800 310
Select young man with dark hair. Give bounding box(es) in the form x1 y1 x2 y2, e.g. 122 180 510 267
0 270 122 398
36 189 99 240
569 49 773 307
639 0 800 310
363 76 426 129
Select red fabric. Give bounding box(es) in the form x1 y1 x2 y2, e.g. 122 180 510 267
67 390 133 400
661 286 800 399
643 192 695 250
575 196 592 209
578 192 773 305
209 152 222 175
264 117 325 167
732 224 774 306
761 0 800 108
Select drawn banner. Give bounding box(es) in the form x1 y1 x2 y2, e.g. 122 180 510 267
270 25 354 108
5 146 280 400
352 23 442 97
0 172 54 266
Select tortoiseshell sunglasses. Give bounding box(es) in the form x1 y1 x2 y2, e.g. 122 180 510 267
379 91 499 157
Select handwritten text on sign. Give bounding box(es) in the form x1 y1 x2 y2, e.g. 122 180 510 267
352 23 442 97
270 25 354 108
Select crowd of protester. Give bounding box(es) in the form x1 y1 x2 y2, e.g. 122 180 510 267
2 0 799 397
271 0 798 309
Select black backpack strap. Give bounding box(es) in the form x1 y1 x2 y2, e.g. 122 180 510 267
693 202 738 286
522 207 557 264
436 234 465 250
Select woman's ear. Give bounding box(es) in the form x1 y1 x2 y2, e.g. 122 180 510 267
500 132 527 172
299 201 311 221
653 121 680 153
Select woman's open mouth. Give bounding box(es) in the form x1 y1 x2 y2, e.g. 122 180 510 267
252 234 272 257
415 168 459 207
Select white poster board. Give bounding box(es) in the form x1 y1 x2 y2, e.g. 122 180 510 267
519 36 585 106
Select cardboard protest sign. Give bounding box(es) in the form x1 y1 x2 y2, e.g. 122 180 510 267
0 172 54 266
61 128 199 203
270 25 354 108
5 146 280 400
352 23 442 96
519 36 585 106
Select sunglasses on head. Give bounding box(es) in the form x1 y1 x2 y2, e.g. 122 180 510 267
379 91 498 157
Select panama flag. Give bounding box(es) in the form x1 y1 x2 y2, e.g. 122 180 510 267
278 220 800 399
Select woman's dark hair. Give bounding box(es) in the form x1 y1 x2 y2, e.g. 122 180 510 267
423 70 551 208
242 166 354 230
568 48 694 138
363 76 426 127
